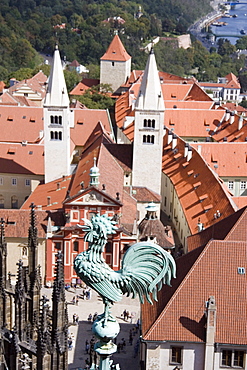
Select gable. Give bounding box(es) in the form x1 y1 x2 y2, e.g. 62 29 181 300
65 187 121 207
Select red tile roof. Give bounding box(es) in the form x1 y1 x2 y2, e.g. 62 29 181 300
0 143 44 175
142 237 247 344
0 106 44 143
162 132 236 234
71 109 113 147
0 209 48 238
21 176 72 210
101 35 131 62
191 142 247 177
70 78 100 95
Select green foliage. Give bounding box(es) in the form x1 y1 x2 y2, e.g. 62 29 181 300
11 68 34 81
64 69 81 92
73 84 115 109
217 38 236 56
236 36 247 50
0 0 245 91
239 71 247 93
240 98 247 108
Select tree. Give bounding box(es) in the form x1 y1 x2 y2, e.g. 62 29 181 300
12 39 36 69
236 36 247 50
217 38 236 56
11 68 34 81
73 84 115 110
64 69 81 92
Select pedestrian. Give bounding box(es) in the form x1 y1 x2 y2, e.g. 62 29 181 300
85 339 89 354
68 338 72 350
117 343 121 353
123 309 127 321
85 358 90 370
126 311 130 321
76 314 79 325
129 329 133 345
88 313 92 322
73 313 77 324
76 295 79 305
93 312 98 321
72 296 76 304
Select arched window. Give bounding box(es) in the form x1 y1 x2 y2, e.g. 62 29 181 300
143 135 147 143
147 135 151 143
143 119 147 127
151 135 155 144
50 131 54 140
147 119 151 128
54 131 58 140
0 195 4 209
54 116 58 124
11 195 18 209
152 119 155 128
59 132 62 140
50 116 54 124
59 116 62 125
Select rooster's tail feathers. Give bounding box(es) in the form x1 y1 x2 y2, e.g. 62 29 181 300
121 241 176 304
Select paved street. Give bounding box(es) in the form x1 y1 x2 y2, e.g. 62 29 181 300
43 287 141 370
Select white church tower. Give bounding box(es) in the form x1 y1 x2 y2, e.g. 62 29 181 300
132 49 164 195
43 45 72 183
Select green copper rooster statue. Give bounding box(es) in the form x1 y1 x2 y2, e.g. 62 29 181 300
74 214 176 310
74 214 176 370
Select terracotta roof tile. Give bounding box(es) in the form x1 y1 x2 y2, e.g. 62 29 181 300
0 142 44 175
101 35 131 62
0 209 49 238
187 206 247 252
162 133 236 234
142 238 247 345
70 78 100 95
0 106 43 143
191 142 247 177
21 176 71 210
71 109 113 147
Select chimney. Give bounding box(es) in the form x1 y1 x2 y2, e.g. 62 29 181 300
229 112 235 125
184 143 188 158
167 131 173 145
204 296 217 370
172 134 177 149
187 146 192 161
224 109 230 121
238 115 243 130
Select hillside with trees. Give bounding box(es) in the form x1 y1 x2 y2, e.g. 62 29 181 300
1 0 246 98
0 0 212 79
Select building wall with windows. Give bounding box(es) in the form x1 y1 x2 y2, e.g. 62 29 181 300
144 342 205 370
0 173 43 209
144 342 247 370
223 177 247 197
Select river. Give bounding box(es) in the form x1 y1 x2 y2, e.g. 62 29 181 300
211 1 247 44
